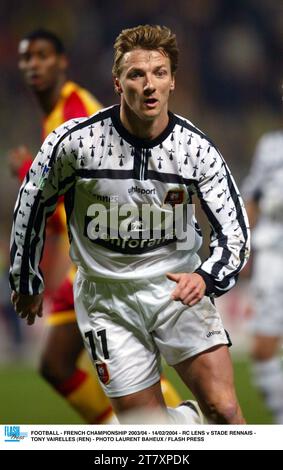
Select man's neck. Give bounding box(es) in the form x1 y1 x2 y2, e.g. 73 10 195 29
35 76 66 115
120 102 169 140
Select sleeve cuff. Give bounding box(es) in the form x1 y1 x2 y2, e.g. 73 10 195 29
194 267 216 297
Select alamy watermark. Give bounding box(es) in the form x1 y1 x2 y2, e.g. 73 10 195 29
85 202 197 250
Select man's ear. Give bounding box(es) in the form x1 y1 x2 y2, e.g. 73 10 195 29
113 77 122 95
170 76 175 92
59 54 68 72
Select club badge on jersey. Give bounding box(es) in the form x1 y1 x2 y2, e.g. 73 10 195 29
163 189 185 207
96 362 110 385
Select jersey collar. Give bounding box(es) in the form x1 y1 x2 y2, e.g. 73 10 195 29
110 104 177 149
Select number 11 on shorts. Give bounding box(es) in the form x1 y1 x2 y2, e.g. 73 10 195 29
84 329 109 360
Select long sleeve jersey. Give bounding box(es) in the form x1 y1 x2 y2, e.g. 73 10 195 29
10 105 250 297
241 130 283 250
14 80 102 291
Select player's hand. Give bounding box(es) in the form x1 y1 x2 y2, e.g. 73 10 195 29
166 272 206 306
8 146 33 176
11 291 43 325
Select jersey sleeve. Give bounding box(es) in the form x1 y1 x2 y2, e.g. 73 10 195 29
192 143 250 297
9 127 76 295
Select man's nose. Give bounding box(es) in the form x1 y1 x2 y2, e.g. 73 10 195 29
144 75 155 93
27 56 40 69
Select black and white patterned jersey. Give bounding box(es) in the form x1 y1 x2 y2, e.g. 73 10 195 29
10 105 250 297
242 131 283 249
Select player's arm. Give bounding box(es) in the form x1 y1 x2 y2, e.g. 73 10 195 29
9 128 75 324
244 199 259 230
43 200 73 292
11 291 43 326
241 133 272 229
237 198 258 279
192 143 250 298
239 135 271 278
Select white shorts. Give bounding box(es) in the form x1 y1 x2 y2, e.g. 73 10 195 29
74 270 230 397
249 249 283 336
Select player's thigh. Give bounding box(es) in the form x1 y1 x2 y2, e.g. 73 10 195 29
74 274 161 398
110 381 165 417
153 288 230 365
174 344 237 404
251 335 282 360
41 321 84 367
250 250 283 335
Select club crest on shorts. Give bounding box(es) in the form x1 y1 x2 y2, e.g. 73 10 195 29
96 362 110 385
163 189 185 207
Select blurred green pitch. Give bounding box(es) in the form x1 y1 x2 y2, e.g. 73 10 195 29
0 358 272 424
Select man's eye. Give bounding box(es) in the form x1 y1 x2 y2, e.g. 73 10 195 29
156 70 167 76
19 54 29 62
129 72 142 78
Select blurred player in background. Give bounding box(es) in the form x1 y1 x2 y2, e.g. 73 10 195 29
242 117 283 423
8 29 114 424
10 25 250 424
9 28 181 424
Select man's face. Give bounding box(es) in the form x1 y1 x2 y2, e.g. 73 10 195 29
18 38 67 92
115 48 175 121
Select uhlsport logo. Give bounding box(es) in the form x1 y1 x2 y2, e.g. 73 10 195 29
4 425 28 442
206 330 221 338
128 185 156 195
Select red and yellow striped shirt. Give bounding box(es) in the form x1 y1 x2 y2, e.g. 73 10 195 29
42 81 101 139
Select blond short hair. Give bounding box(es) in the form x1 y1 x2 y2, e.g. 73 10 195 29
112 24 179 77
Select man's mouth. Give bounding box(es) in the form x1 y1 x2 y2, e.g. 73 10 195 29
144 98 158 107
26 73 43 84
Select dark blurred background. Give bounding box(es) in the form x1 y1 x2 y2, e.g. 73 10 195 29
1 0 283 243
